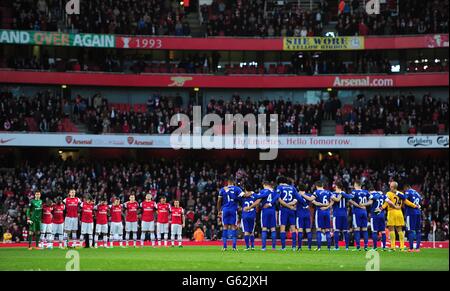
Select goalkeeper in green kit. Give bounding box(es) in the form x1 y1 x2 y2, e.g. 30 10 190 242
26 191 43 250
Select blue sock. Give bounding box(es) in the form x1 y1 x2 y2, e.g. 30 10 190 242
416 231 421 249
250 235 255 248
325 232 331 249
307 232 312 249
244 235 250 249
344 232 350 249
222 229 228 249
297 232 303 249
372 232 378 249
363 231 368 248
381 233 387 249
334 231 340 249
408 231 414 250
317 231 322 249
354 231 361 249
271 231 277 249
280 232 286 249
261 231 268 249
231 230 237 249
292 232 297 249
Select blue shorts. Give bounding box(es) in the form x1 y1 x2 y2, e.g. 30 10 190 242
352 210 368 228
370 215 386 232
315 210 331 229
279 208 296 226
241 214 256 233
333 215 349 230
222 208 237 225
296 215 311 230
406 214 421 231
261 208 276 229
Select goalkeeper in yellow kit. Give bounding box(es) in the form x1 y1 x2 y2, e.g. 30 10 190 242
376 181 420 251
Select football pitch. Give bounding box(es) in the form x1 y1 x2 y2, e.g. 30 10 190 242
0 247 448 271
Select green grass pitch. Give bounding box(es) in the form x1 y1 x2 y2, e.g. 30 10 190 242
0 247 448 271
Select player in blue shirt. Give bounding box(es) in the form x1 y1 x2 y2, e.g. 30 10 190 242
217 177 243 251
363 184 387 251
291 183 315 251
275 176 301 251
239 182 258 251
312 181 334 251
349 181 370 251
330 182 354 251
403 184 423 252
246 180 294 251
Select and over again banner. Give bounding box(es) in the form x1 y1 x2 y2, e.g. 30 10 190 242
283 36 364 51
0 29 115 48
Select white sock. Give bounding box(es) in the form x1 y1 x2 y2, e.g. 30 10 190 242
150 232 155 245
171 234 175 245
110 235 114 247
94 234 99 245
103 235 108 246
72 232 77 245
164 233 168 246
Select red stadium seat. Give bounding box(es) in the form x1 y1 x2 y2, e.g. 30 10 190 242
438 124 446 134
409 127 417 134
335 125 344 135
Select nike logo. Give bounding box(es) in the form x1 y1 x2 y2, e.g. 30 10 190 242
0 138 15 144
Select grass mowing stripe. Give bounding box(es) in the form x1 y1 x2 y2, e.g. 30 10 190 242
0 247 448 271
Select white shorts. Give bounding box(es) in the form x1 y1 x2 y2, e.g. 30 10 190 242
125 221 138 232
81 222 94 234
64 217 78 231
41 223 52 233
157 223 169 234
141 221 155 232
110 222 123 235
171 224 182 236
95 223 108 234
52 223 64 235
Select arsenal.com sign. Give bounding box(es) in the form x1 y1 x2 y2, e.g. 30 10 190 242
0 133 448 149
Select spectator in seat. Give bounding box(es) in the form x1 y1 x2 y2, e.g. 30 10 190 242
193 226 205 242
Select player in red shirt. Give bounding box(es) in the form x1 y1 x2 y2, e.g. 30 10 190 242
52 197 65 248
41 198 53 249
140 193 156 247
63 189 81 247
80 196 95 248
94 198 109 248
124 194 139 247
156 196 171 247
170 200 185 247
109 197 124 248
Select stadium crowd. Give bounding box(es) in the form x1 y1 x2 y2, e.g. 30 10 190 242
206 95 323 135
1 88 448 135
336 0 449 36
335 93 449 135
4 0 191 36
0 89 67 133
0 155 448 242
3 52 448 75
1 0 448 37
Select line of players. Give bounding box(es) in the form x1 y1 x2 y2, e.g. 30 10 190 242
218 176 423 252
28 189 185 249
